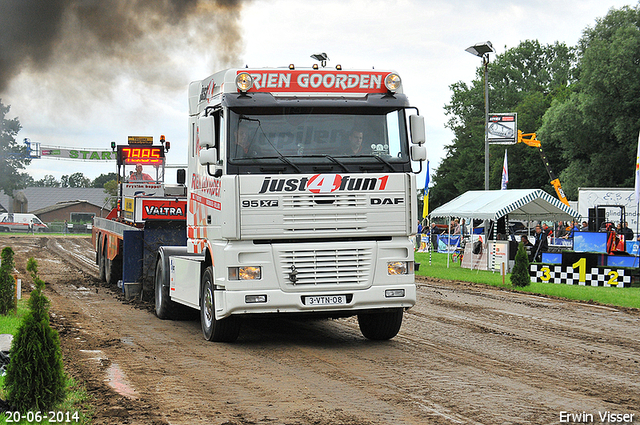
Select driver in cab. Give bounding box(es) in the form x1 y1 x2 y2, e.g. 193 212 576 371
129 163 153 181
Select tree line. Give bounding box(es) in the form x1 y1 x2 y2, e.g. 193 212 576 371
0 99 117 194
20 172 117 189
430 4 640 211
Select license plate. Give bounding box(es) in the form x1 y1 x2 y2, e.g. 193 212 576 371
305 295 347 306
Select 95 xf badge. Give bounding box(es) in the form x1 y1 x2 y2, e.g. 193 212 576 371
242 199 279 208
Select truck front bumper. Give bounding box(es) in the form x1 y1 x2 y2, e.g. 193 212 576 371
214 283 416 319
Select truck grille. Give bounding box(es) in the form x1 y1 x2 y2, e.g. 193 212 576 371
281 193 366 208
279 247 373 287
281 193 367 233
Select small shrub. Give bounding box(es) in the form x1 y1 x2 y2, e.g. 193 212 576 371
0 247 17 315
4 257 66 412
510 242 531 287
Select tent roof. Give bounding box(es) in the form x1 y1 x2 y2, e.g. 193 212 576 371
430 189 578 221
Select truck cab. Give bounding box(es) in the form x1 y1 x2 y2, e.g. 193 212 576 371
155 66 427 342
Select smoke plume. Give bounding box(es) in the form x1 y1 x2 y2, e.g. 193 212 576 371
0 0 245 93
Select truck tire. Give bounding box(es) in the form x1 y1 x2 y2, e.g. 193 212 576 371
357 308 404 340
154 258 177 320
105 255 122 286
200 266 240 342
98 237 106 282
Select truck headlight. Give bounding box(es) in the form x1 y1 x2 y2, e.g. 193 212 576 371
384 73 402 92
387 261 409 275
236 72 253 92
229 266 262 280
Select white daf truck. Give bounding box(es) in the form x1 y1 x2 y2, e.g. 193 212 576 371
154 65 427 342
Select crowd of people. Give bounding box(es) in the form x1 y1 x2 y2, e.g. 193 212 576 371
417 218 638 261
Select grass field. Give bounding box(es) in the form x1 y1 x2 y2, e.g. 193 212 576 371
0 300 93 424
415 251 640 310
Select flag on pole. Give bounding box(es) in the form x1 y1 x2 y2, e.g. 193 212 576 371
635 132 640 204
501 149 509 190
422 160 430 219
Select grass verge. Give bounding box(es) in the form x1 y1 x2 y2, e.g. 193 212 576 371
415 251 640 310
0 299 94 424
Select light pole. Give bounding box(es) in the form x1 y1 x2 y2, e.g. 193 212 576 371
466 41 495 190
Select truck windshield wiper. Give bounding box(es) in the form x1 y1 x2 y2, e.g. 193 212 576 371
351 154 395 172
300 154 350 172
257 156 302 173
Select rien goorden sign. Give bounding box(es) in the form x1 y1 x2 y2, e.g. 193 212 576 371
239 70 393 94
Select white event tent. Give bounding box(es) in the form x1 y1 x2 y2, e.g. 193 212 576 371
429 189 578 222
429 189 579 271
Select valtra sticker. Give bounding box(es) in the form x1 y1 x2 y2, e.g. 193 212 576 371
142 200 187 220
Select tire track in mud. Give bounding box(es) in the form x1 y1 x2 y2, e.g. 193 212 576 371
10 236 640 425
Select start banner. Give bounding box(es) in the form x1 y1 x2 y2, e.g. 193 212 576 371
41 148 116 161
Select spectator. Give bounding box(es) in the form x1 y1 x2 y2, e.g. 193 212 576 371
452 219 461 235
532 224 548 262
580 221 589 231
622 222 634 241
430 223 441 249
555 221 566 238
520 235 533 247
542 223 553 237
562 221 580 239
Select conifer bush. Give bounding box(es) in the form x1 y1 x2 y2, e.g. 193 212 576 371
4 257 66 412
510 242 531 287
0 247 17 314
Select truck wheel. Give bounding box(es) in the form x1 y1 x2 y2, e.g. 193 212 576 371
98 239 106 282
357 308 404 340
200 266 240 342
105 256 122 286
155 259 176 319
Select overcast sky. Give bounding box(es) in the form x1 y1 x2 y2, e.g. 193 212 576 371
2 0 635 186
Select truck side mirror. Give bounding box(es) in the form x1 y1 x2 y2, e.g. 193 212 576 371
199 148 218 165
411 144 427 161
409 115 425 145
176 168 186 185
199 115 216 148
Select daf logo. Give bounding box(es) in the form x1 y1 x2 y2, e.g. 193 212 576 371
371 197 404 205
288 265 298 283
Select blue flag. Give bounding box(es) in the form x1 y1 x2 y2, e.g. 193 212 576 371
423 160 429 218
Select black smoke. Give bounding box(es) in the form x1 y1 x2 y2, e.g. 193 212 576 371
0 0 244 93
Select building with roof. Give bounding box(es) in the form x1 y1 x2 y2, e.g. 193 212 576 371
0 187 112 219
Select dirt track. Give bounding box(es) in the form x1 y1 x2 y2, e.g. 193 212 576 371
4 234 640 425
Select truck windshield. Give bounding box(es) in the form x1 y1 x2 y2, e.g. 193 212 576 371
227 107 411 174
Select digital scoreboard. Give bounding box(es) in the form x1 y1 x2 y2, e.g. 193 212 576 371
117 145 165 166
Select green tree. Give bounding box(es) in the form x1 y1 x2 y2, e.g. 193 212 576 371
431 41 576 209
103 179 118 208
538 5 640 199
5 258 66 412
92 172 118 188
0 247 16 315
35 174 61 187
0 100 31 196
510 242 531 287
60 172 90 188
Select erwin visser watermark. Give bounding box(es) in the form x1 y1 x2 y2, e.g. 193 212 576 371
560 411 635 423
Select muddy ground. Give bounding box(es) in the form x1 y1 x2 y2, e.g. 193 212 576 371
3 234 640 424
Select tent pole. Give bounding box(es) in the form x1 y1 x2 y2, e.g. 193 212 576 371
447 215 451 268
